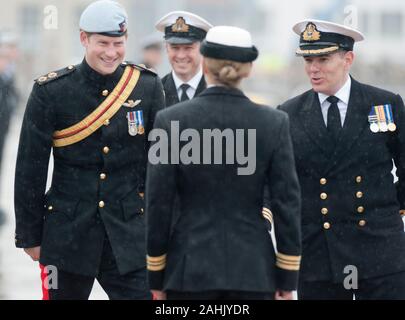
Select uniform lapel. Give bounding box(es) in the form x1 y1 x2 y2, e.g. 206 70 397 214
324 78 370 173
163 73 180 106
299 90 335 156
195 75 207 97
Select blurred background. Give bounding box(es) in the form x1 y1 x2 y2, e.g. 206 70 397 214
0 0 404 299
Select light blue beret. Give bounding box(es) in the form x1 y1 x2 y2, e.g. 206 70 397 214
79 0 128 37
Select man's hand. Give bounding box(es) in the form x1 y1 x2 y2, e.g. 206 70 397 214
151 290 167 300
24 246 41 261
275 290 294 300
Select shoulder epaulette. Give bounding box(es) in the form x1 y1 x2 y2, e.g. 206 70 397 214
122 61 157 76
35 64 76 85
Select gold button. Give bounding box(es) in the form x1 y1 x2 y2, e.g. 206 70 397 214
359 220 366 227
104 119 110 126
321 208 328 215
99 201 105 208
67 65 74 70
356 176 362 183
320 178 327 185
100 173 107 180
48 206 53 211
139 192 145 199
38 76 47 83
320 193 328 200
323 222 331 230
357 206 365 213
102 90 109 96
103 146 110 154
356 191 363 199
140 208 144 214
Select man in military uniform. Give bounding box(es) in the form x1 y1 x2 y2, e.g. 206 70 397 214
14 0 165 300
155 11 212 106
279 19 405 299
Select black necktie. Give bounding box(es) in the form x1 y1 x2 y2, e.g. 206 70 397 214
326 96 342 142
180 83 190 102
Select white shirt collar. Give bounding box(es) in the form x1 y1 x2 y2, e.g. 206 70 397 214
318 76 351 105
172 68 203 91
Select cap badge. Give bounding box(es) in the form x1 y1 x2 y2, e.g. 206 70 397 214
302 23 321 41
119 20 127 33
172 17 189 33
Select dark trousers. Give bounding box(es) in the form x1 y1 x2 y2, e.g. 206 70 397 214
40 236 151 300
167 290 274 300
298 271 405 300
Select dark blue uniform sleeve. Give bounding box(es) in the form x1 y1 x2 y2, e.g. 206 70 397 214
146 111 176 290
267 114 302 291
14 83 55 248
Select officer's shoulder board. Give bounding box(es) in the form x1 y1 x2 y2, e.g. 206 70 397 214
122 61 157 76
35 65 76 85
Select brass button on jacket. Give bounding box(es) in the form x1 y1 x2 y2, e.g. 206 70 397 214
359 220 366 227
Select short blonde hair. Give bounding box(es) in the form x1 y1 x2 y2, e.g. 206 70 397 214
204 57 252 88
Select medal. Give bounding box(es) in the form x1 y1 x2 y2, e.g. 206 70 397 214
370 123 379 133
384 104 396 132
368 107 379 133
388 123 397 132
127 111 138 136
135 110 145 135
379 122 388 132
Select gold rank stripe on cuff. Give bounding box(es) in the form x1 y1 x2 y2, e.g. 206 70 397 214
296 46 339 56
147 254 167 272
262 207 273 224
52 66 141 147
276 253 301 271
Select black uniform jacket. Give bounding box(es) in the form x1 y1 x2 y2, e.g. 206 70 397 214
161 72 206 107
279 77 405 282
146 86 302 292
14 59 165 276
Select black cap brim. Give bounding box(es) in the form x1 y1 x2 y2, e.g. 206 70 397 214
98 30 127 37
165 36 198 45
200 40 258 62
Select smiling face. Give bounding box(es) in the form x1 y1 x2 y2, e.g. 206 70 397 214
166 41 202 82
80 31 127 75
303 50 354 96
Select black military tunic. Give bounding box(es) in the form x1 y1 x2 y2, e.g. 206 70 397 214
161 72 206 107
14 59 165 276
147 86 301 293
279 77 405 283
